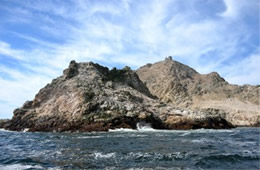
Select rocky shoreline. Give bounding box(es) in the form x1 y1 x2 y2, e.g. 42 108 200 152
3 58 259 132
3 111 235 132
0 119 9 129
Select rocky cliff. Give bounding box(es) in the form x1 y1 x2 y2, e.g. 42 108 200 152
136 56 260 126
4 57 258 132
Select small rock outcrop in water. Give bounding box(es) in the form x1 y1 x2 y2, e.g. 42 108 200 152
6 57 259 132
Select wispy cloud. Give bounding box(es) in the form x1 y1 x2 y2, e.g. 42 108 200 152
222 50 260 85
0 0 259 118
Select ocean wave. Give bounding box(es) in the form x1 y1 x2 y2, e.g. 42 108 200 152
23 128 29 132
109 122 157 133
110 134 148 138
0 164 46 170
108 127 236 134
191 128 235 133
0 129 15 133
136 122 155 131
226 140 258 148
190 138 258 147
178 132 191 136
93 152 116 159
109 128 136 132
77 136 104 139
195 152 260 169
108 128 162 133
199 153 260 162
191 138 215 144
125 152 189 161
91 151 189 161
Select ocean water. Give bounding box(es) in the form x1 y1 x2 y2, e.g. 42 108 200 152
0 127 259 170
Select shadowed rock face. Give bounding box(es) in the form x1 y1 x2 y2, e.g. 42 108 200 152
5 61 162 132
4 58 245 132
136 57 260 126
0 119 9 128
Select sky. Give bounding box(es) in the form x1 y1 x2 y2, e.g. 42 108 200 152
0 0 259 119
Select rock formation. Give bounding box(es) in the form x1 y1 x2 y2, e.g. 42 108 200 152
136 57 260 126
0 119 9 128
4 57 258 132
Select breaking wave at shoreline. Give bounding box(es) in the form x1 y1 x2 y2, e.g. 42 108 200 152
108 122 236 133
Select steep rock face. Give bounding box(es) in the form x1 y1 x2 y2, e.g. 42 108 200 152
136 57 260 126
5 60 234 132
5 61 160 132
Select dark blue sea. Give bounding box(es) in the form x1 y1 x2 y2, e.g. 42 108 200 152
0 127 259 170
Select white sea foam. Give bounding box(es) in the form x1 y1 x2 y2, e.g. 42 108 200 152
108 122 237 133
136 122 155 131
179 132 191 136
126 151 188 161
23 128 29 132
109 128 136 132
110 134 148 138
0 164 45 170
93 152 116 159
77 136 103 139
192 128 234 133
127 134 147 137
0 128 14 133
191 138 214 144
109 122 157 132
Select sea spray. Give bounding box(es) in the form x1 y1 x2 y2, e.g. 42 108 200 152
136 122 155 131
109 122 156 132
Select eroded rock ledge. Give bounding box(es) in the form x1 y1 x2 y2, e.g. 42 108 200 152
3 59 246 132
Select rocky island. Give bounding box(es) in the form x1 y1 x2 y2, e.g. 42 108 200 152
3 57 259 132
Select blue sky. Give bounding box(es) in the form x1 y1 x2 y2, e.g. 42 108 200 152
0 0 259 119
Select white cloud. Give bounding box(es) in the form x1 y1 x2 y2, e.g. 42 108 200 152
0 68 52 119
219 0 241 18
219 0 260 19
223 51 260 85
0 41 26 61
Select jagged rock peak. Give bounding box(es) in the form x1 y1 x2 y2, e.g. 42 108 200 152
165 56 173 61
62 60 154 98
